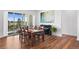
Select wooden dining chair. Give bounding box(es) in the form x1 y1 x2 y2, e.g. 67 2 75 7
37 26 45 42
18 27 30 48
18 27 23 41
34 31 45 42
22 29 34 47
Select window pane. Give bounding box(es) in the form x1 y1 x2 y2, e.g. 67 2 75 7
8 12 25 32
8 12 15 31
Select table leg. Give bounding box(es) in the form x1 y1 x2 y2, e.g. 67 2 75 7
42 34 44 42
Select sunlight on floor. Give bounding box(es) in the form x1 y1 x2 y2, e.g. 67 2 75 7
6 35 21 49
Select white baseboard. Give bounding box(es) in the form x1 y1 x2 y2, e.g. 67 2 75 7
52 33 62 37
77 37 79 41
62 33 77 37
0 35 8 38
56 34 62 37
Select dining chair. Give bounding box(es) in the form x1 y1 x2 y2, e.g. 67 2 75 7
22 29 34 47
18 27 25 43
34 31 45 42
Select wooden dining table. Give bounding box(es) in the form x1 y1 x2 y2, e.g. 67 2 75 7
25 29 45 42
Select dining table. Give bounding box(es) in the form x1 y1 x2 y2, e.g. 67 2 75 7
25 29 45 42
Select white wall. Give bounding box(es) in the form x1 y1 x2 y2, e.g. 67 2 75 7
3 11 8 36
0 11 9 37
0 11 4 36
54 10 62 36
62 10 77 36
35 10 41 26
77 11 79 40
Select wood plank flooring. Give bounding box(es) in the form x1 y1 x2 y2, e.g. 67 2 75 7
0 35 77 49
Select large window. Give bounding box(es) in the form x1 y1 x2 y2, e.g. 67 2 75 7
8 12 25 32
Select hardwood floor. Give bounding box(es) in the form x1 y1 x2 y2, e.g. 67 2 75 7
0 35 77 49
69 41 79 49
